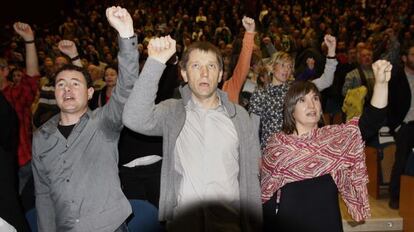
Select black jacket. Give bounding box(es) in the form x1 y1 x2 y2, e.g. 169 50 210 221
387 66 412 133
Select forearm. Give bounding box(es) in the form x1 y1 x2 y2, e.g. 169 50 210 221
102 35 139 130
222 32 255 103
123 57 166 136
25 42 40 76
370 83 388 109
312 58 338 91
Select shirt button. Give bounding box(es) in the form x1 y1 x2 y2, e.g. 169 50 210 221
63 160 66 164
75 219 80 223
72 200 75 203
66 179 70 182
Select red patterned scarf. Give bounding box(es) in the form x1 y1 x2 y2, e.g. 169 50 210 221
261 118 370 221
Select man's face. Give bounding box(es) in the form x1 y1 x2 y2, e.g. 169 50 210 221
55 56 69 70
358 49 373 67
181 49 222 102
404 47 414 71
55 70 94 115
348 48 357 63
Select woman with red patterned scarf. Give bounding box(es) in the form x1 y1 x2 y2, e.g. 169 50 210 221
261 60 392 232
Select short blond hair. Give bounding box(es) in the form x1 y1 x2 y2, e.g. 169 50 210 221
267 51 294 80
268 51 294 68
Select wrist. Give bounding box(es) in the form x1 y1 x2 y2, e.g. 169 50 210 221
374 82 388 87
24 39 35 44
119 31 135 39
326 54 336 59
70 55 80 61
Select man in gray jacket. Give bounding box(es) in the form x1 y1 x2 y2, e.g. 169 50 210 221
32 6 136 231
123 37 262 231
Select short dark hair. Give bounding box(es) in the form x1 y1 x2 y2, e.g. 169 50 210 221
104 64 118 73
54 64 93 88
282 81 323 135
179 41 223 71
401 43 414 57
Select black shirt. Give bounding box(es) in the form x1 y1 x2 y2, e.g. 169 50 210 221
58 124 76 139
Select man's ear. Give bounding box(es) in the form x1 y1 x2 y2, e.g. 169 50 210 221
181 70 188 82
88 87 94 100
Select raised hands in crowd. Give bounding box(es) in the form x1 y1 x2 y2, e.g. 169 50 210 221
242 16 255 33
106 6 134 38
13 22 34 42
13 22 39 77
370 59 392 109
58 40 82 67
323 34 336 57
148 35 176 64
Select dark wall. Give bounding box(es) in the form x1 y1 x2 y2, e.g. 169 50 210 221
0 0 75 25
0 0 78 52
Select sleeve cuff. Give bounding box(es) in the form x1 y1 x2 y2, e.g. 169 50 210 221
118 34 137 51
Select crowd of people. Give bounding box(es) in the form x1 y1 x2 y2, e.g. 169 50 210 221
1 0 414 231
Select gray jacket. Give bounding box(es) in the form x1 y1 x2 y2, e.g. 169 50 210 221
32 36 138 232
123 58 262 231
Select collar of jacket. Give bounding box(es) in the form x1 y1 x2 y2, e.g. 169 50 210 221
178 84 236 118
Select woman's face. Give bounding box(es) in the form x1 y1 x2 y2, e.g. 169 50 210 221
272 60 293 85
12 70 23 84
293 91 321 134
104 68 118 87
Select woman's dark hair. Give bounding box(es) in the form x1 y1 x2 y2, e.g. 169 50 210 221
54 64 93 88
104 64 118 73
282 81 324 134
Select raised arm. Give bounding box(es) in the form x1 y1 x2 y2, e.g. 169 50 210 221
358 60 391 141
100 6 138 131
222 16 255 103
123 36 176 136
370 60 391 108
58 40 82 67
312 34 338 91
13 22 39 77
